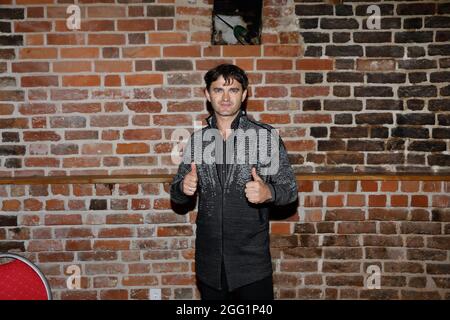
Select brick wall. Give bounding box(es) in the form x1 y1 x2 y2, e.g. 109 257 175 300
0 0 449 299
0 179 449 299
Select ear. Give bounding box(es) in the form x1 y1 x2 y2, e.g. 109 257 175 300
204 88 211 102
242 89 248 101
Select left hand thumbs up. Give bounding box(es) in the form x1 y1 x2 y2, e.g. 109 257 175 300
245 167 271 204
251 167 263 182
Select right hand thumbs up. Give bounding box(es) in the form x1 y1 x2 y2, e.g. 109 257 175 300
182 162 198 196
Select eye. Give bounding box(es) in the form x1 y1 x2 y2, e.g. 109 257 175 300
230 88 240 94
212 88 223 94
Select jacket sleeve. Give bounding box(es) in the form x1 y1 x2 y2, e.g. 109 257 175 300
170 136 195 205
265 135 298 206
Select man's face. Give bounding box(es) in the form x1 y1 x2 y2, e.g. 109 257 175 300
205 76 247 118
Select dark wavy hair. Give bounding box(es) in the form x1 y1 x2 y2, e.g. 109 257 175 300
204 64 249 92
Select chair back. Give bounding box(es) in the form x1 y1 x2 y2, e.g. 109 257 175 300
0 253 52 300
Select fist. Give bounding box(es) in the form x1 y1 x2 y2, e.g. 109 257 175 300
182 162 198 196
245 167 272 204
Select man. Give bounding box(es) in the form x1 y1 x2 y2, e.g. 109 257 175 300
170 64 298 300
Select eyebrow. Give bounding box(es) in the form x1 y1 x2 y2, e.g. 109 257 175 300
211 85 242 90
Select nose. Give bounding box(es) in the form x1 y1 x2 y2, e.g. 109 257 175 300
222 90 230 101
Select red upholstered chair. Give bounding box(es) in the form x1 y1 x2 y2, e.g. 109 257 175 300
0 253 52 300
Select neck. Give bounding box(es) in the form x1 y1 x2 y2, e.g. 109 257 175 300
214 110 240 139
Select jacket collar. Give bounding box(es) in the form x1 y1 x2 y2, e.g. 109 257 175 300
206 109 246 130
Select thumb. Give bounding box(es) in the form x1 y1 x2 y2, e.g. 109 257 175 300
251 167 262 181
190 162 197 176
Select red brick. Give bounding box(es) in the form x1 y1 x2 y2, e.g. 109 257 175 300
123 129 162 141
53 61 91 73
117 19 155 31
122 46 160 58
122 276 158 286
294 114 332 123
19 103 56 115
271 222 291 234
432 195 450 208
93 240 130 250
45 214 82 225
116 143 149 154
54 228 93 239
391 195 408 207
369 195 387 207
257 59 293 70
131 199 151 210
60 47 99 59
304 196 323 207
161 274 195 285
411 195 428 207
98 227 133 238
196 59 233 70
422 181 441 192
106 214 144 224
280 32 300 44
326 195 344 207
47 34 84 45
86 5 125 17
361 180 378 192
105 75 121 87
157 226 193 237
264 45 302 57
236 59 254 71
63 157 100 168
66 240 92 251
338 222 376 234
297 181 313 192
262 33 278 44
24 198 43 211
163 45 201 57
223 46 261 57
28 240 63 252
284 140 315 152
153 114 192 126
21 76 58 87
325 209 364 220
255 87 288 98
23 131 61 141
296 59 333 70
124 74 163 86
381 181 398 192
25 34 44 46
369 208 408 221
154 88 191 99
191 31 209 42
63 75 100 87
176 6 211 16
266 72 301 84
12 62 49 73
347 195 365 207
62 103 101 114
19 47 58 60
148 32 187 44
81 143 113 155
291 86 329 98
90 115 128 127
88 34 125 45
100 290 128 300
401 181 420 192
202 46 221 57
95 61 132 72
